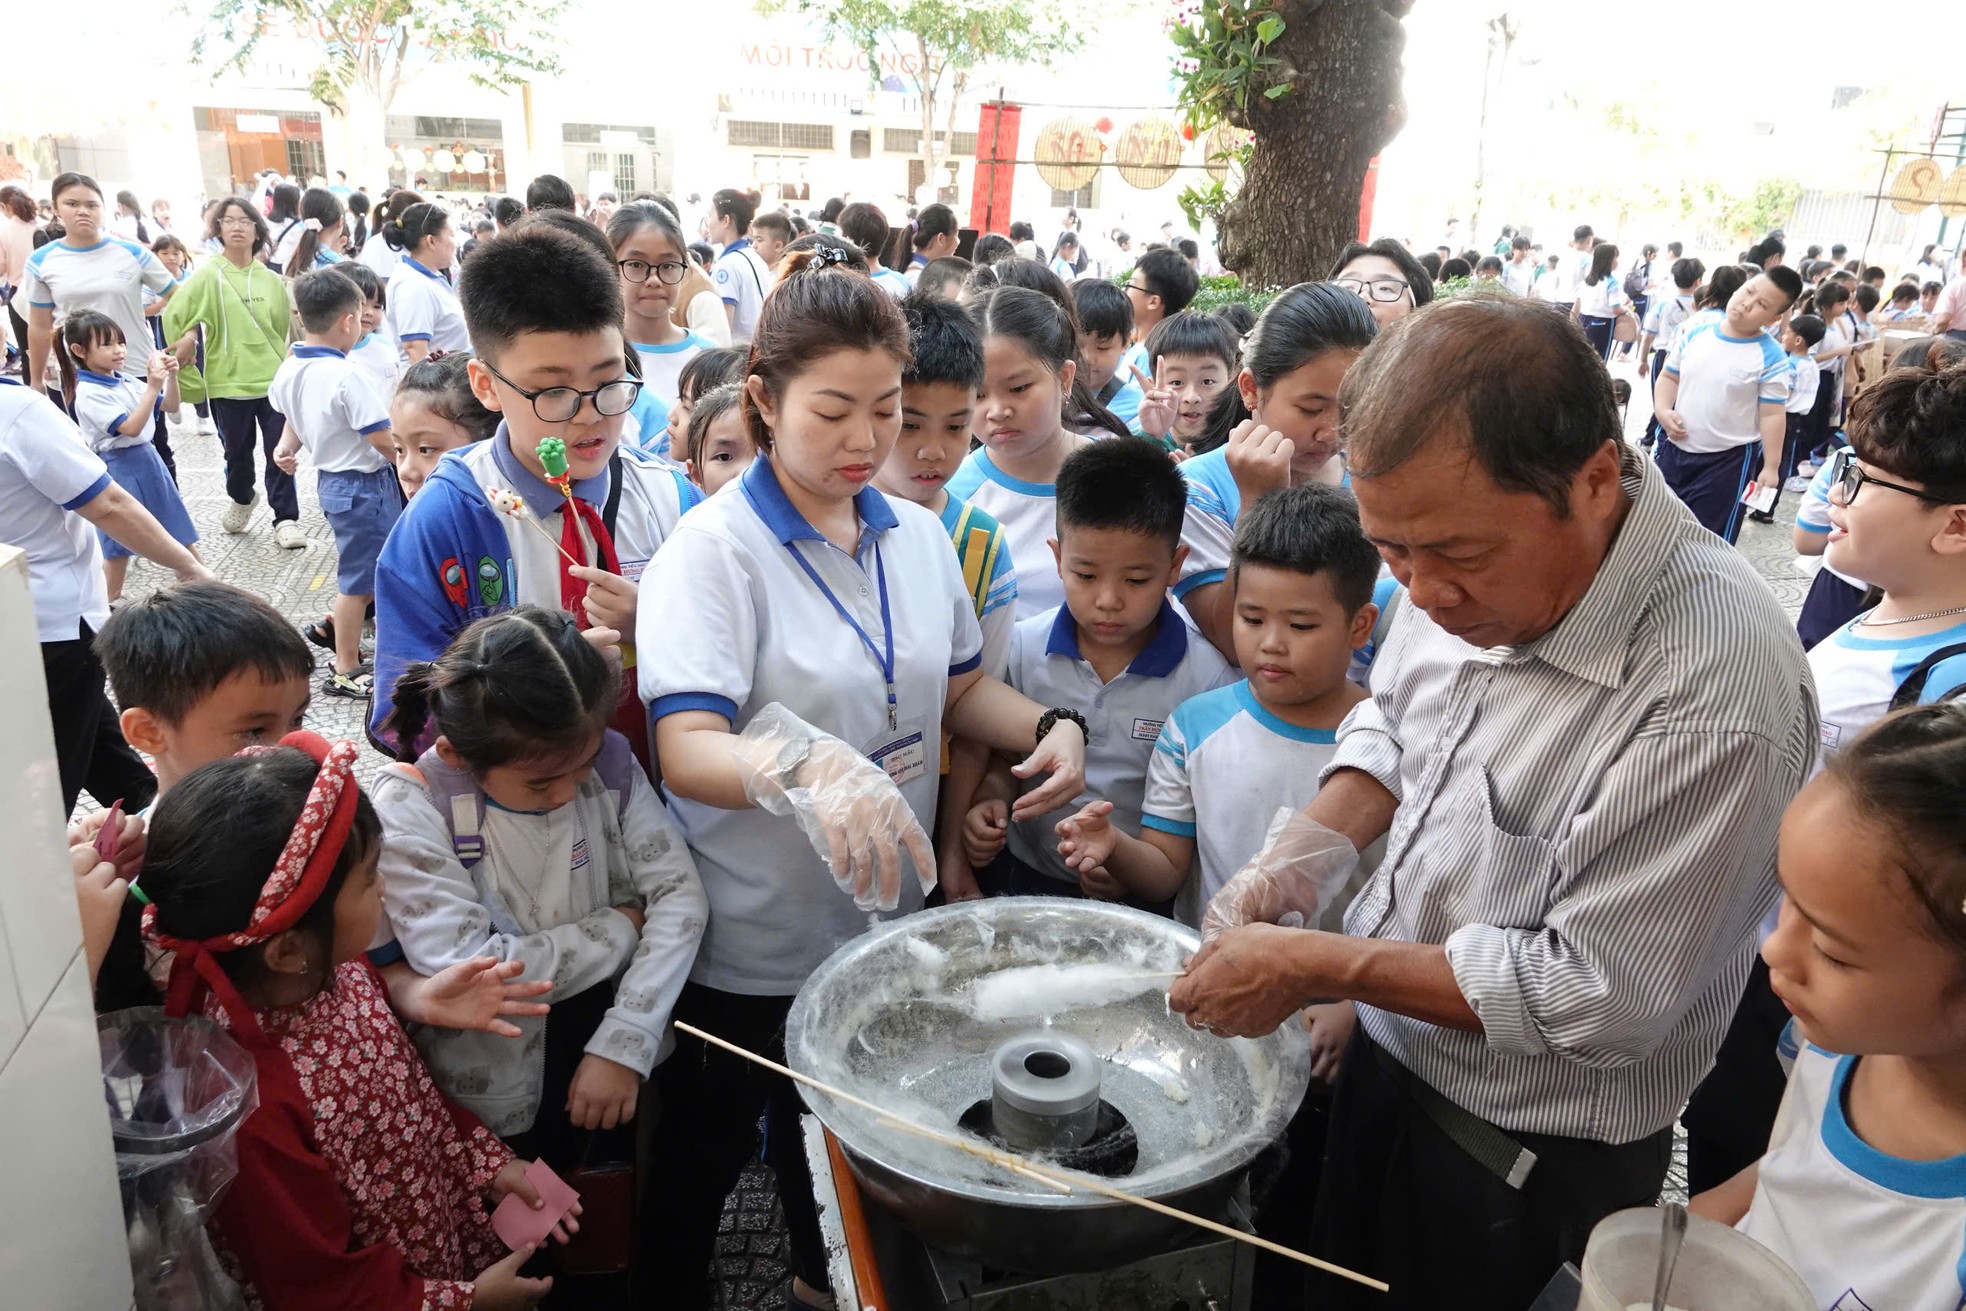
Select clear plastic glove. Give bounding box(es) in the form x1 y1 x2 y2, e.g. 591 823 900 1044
1200 807 1358 940
732 702 936 911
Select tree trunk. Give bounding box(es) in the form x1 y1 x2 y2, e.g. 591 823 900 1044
1215 0 1410 288
917 35 941 206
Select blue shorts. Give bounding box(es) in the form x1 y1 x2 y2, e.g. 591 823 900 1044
317 466 403 595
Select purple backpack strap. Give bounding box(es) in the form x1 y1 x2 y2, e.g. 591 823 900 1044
592 729 639 825
396 747 488 869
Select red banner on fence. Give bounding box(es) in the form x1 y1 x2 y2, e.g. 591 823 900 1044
970 103 1022 236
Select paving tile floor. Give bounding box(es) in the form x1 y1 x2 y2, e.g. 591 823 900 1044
102 359 1805 1303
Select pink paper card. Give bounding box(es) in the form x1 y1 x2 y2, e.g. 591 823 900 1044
491 1159 581 1250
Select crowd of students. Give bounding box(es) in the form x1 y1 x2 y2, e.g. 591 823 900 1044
4 164 1966 1310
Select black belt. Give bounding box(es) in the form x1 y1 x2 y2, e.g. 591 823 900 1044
1371 1040 1539 1190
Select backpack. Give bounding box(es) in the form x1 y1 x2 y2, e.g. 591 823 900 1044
1889 641 1966 711
1622 260 1650 301
384 730 641 931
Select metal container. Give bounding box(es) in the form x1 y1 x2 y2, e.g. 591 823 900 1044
785 899 1311 1275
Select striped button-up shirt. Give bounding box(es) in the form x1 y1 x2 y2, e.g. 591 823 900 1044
1331 451 1816 1143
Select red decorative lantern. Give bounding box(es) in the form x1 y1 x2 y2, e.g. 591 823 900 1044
1180 122 1197 142
1095 116 1115 135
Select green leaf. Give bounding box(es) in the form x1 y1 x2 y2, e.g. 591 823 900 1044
1263 82 1290 99
1255 15 1284 44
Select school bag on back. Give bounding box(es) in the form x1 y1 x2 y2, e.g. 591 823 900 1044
1623 259 1650 302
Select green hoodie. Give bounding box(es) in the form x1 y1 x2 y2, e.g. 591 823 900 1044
161 255 291 401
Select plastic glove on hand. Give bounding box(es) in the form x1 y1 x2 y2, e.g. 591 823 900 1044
1199 807 1359 941
732 702 935 912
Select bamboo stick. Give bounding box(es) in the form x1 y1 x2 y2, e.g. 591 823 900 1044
674 1020 1390 1294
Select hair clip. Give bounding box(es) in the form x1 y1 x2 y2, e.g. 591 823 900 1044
812 243 849 270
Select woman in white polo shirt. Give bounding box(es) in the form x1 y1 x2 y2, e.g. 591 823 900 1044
636 249 1088 1311
379 202 468 366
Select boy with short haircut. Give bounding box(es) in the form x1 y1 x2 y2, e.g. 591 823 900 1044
1751 314 1826 522
1071 277 1142 424
917 256 971 301
876 291 1020 898
963 438 1233 899
1131 311 1239 454
748 210 793 271
1636 257 1706 450
1055 482 1383 924
269 268 399 698
370 223 700 764
94 580 314 797
1119 248 1201 417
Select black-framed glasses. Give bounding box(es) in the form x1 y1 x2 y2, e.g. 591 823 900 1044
1124 281 1153 297
617 258 687 286
1335 276 1412 304
1830 448 1963 507
480 359 642 423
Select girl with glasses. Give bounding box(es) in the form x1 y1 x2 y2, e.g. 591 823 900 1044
605 201 713 459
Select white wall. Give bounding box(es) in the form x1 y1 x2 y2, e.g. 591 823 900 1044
0 547 133 1308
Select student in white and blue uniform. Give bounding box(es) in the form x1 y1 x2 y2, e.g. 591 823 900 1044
1793 456 1871 649
836 201 910 298
19 173 179 403
1654 269 1801 543
903 203 960 287
65 315 199 598
634 261 1087 1311
378 202 469 365
270 271 404 696
1810 613 1966 754
707 189 770 345
605 199 714 458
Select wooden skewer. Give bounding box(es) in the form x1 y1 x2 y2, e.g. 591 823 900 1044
674 1020 1390 1294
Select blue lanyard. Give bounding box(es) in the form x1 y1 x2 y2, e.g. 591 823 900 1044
785 539 898 730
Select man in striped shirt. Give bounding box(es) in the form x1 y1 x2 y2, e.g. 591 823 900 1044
1171 298 1816 1308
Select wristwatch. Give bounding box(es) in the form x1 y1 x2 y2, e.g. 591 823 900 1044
1035 707 1088 751
772 734 813 791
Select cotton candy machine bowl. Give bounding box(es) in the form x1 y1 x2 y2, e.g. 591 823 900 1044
785 898 1311 1274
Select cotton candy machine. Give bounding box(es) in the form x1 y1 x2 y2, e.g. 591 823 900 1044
785 898 1312 1276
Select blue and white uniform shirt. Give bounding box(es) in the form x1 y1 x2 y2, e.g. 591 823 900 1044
386 258 470 363
1808 613 1966 758
19 237 178 355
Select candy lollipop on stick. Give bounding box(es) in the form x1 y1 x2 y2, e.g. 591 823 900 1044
487 487 580 565
534 437 592 566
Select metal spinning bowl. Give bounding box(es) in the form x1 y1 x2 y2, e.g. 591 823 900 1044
785 898 1312 1274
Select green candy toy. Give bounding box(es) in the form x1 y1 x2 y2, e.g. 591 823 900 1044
536 437 570 480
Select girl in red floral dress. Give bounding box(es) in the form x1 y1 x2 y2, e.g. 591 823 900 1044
123 732 579 1311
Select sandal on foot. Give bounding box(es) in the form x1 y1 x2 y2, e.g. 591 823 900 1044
323 669 373 699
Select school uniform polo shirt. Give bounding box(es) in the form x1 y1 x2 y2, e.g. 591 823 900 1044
386 257 471 363
72 371 158 453
1664 319 1790 453
711 239 771 345
268 346 392 474
18 237 178 358
1808 614 1966 758
1785 354 1820 416
947 447 1066 620
1793 462 1866 594
1643 293 1696 351
1003 601 1234 885
638 455 982 995
0 379 113 642
938 493 1019 678
1142 679 1357 925
1173 445 1240 602
349 331 400 407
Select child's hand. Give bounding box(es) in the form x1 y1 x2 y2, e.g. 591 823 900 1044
1225 419 1294 502
1657 408 1688 441
962 798 1009 868
569 565 637 634
416 957 552 1037
567 1053 640 1131
70 843 128 988
1055 799 1119 874
473 1244 552 1309
69 807 146 881
1304 1001 1356 1084
578 625 622 659
1635 353 1650 380
272 433 301 475
937 846 984 902
1132 357 1175 441
1077 863 1127 901
144 350 172 383
613 903 646 936
491 1160 583 1244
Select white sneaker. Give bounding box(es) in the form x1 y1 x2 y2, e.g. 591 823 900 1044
273 520 307 550
197 415 216 435
220 495 258 534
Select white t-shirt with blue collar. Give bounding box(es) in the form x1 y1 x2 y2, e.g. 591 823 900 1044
711 239 771 345
72 370 159 453
871 267 911 299
1663 318 1790 453
18 237 178 360
947 446 1067 620
268 345 393 474
622 333 711 458
1740 1032 1966 1311
1004 601 1235 885
1808 613 1966 758
637 455 983 994
385 257 470 363
349 331 400 408
0 378 113 642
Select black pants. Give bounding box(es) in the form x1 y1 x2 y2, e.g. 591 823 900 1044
1797 567 1868 650
502 984 636 1309
43 622 157 817
1251 1081 1333 1310
210 395 296 521
1305 1029 1671 1311
1680 957 1789 1195
1642 350 1667 447
641 984 826 1308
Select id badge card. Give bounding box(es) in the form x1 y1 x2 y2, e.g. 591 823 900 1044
867 718 929 789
